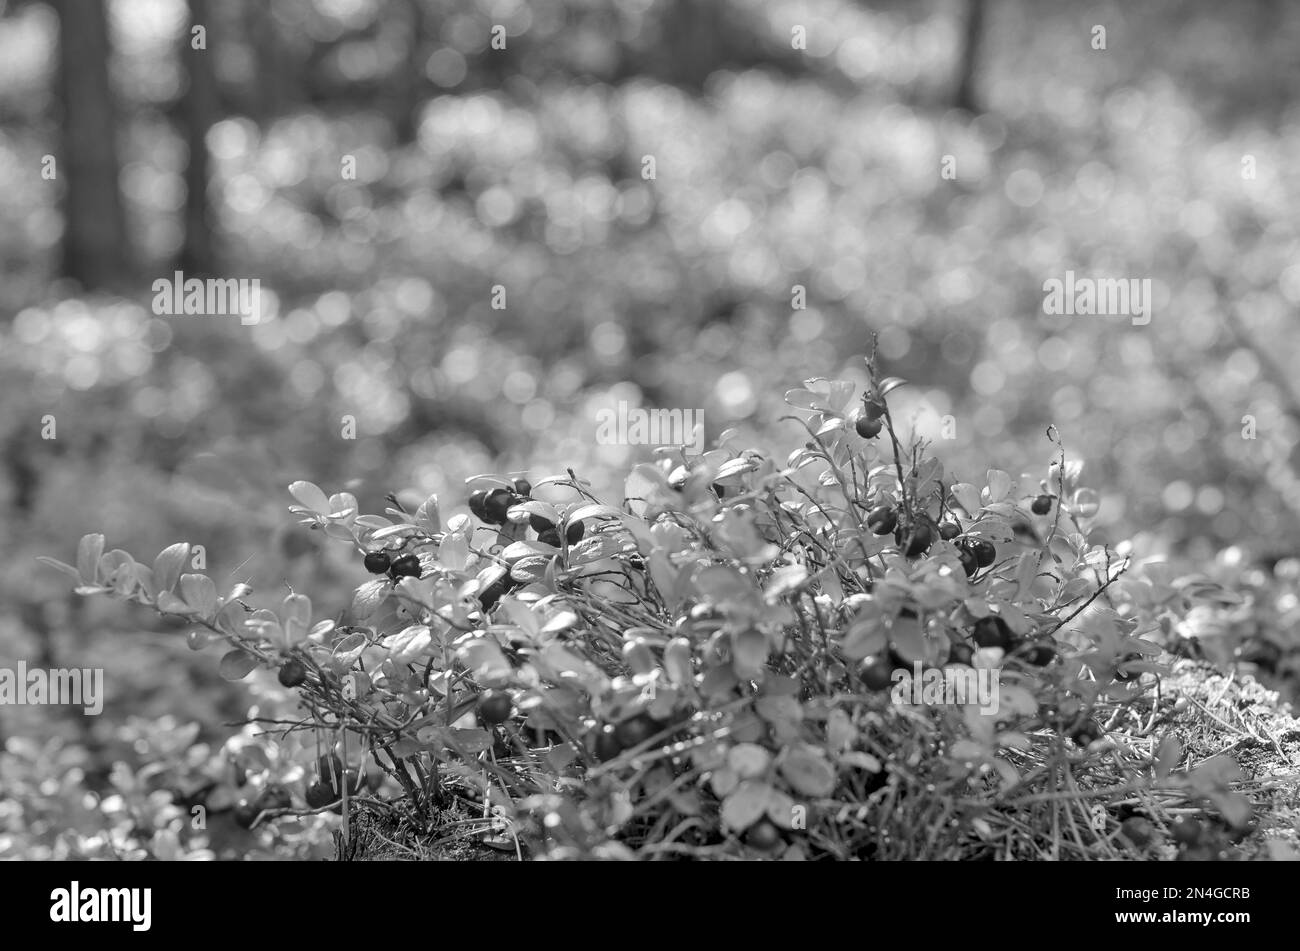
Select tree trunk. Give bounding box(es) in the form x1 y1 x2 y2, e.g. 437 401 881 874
178 0 219 277
52 0 130 290
953 0 987 113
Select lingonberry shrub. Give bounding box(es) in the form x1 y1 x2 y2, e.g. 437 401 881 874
41 358 1266 860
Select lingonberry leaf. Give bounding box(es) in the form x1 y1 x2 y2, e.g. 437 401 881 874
413 494 440 533
721 780 773 831
287 480 331 514
180 573 218 618
36 556 82 582
153 542 189 594
779 744 835 797
727 743 772 779
985 469 1013 504
77 533 105 585
218 649 258 681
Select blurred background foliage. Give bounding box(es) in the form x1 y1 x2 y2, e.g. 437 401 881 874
3 0 1300 855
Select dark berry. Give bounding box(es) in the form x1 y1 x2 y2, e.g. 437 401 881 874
529 513 555 533
594 725 623 762
861 397 886 421
1019 642 1056 666
1031 494 1053 515
477 690 514 725
363 550 391 574
947 643 974 666
483 488 513 524
745 819 783 851
389 553 421 579
277 659 308 688
512 478 532 497
972 616 1013 650
866 505 897 535
857 655 895 691
565 520 585 545
468 489 490 521
537 528 562 547
855 417 882 439
233 798 260 829
903 522 933 557
887 644 914 671
305 781 337 810
1169 816 1202 846
969 538 996 567
613 713 658 749
1120 816 1154 848
938 520 961 540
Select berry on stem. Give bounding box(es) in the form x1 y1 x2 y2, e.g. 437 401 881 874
477 690 514 725
745 819 782 851
903 522 933 557
483 488 513 524
305 781 337 810
968 538 996 567
1018 642 1056 666
233 799 260 829
855 416 882 439
857 655 895 691
1031 494 1053 515
277 659 308 688
972 615 1013 650
389 553 421 579
866 505 897 536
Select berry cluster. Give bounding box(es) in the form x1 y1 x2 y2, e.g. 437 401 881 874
362 548 422 581
468 478 533 526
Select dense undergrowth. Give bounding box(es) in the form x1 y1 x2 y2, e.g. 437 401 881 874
15 355 1300 861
